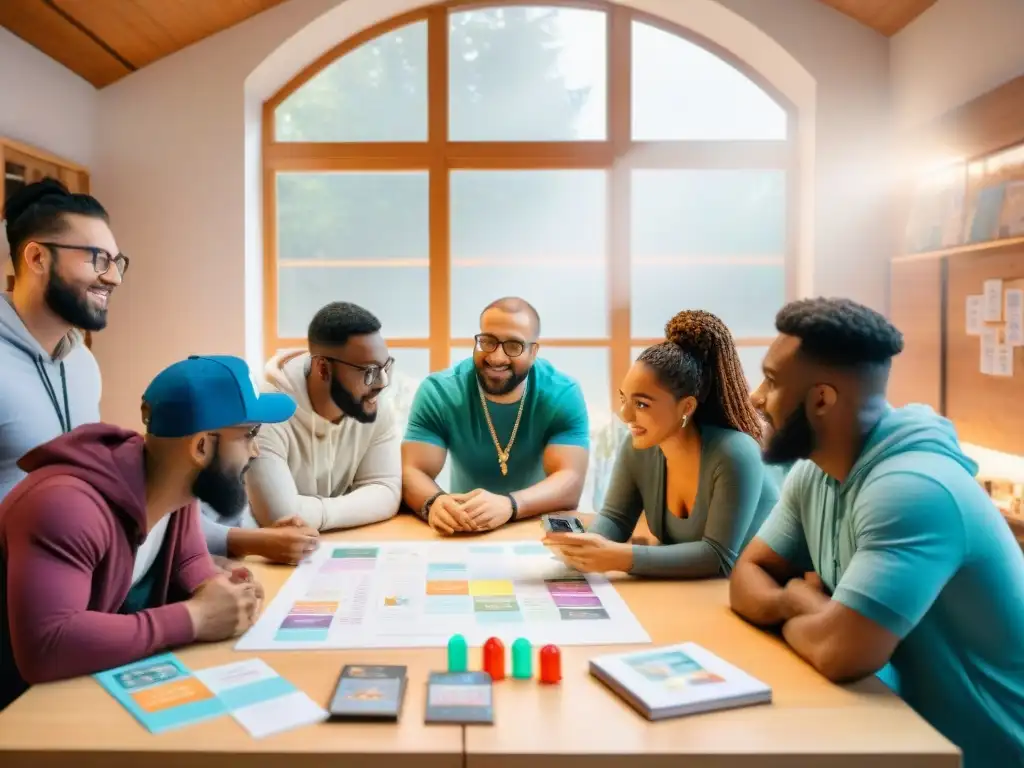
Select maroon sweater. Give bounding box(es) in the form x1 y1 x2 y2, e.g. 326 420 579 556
0 424 218 709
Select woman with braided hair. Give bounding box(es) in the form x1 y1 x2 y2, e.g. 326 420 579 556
543 309 780 578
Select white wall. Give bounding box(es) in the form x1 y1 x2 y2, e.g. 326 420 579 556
0 27 97 169
91 0 893 429
891 0 1024 129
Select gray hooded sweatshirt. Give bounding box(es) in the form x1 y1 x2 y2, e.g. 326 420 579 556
0 293 238 554
0 292 102 499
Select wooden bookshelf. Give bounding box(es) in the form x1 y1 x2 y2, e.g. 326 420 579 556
889 73 1024 465
894 235 1024 263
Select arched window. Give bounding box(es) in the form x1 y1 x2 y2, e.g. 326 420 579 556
264 3 794 417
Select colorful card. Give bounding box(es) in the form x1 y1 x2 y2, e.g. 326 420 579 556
328 664 407 720
425 671 493 724
95 654 327 737
95 653 225 733
194 657 328 738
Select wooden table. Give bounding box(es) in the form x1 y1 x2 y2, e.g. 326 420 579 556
0 516 960 768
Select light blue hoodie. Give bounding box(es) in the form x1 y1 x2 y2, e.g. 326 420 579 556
758 404 1024 768
0 292 102 499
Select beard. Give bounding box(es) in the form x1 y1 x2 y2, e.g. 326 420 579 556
476 361 529 396
192 445 250 520
762 403 816 465
330 375 378 423
44 264 108 332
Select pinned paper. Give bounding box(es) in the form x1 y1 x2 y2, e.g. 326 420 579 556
980 327 998 374
994 344 1014 377
983 279 1004 322
1005 289 1024 347
966 295 983 335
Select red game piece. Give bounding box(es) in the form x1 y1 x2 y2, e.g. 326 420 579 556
483 636 506 681
539 644 561 683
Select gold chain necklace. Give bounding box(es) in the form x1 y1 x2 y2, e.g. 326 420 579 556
477 381 527 476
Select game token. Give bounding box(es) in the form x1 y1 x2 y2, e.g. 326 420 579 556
447 634 468 673
483 637 506 680
511 637 532 679
539 644 561 684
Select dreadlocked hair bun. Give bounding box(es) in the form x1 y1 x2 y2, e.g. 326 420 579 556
659 309 763 442
665 309 723 363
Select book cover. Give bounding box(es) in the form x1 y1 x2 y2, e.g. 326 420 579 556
589 642 771 721
94 653 226 733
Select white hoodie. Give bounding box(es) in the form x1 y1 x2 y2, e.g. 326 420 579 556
244 349 401 531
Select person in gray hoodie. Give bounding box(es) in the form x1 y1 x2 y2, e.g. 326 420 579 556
0 178 316 565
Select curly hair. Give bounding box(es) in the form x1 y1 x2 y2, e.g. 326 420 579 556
775 297 904 367
637 310 763 441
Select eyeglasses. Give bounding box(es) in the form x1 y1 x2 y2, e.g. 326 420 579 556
38 242 130 278
474 334 533 358
320 355 394 386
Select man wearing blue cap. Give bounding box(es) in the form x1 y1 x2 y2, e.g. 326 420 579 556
0 355 299 710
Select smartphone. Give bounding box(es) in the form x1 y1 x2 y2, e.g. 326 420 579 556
541 514 585 534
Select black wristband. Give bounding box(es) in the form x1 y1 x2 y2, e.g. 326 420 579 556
421 491 445 521
507 494 518 522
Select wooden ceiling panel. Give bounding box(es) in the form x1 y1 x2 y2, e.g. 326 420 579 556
2 0 937 89
50 0 289 70
816 0 939 36
0 0 287 87
0 0 130 88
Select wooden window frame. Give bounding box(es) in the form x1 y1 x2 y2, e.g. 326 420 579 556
262 0 798 410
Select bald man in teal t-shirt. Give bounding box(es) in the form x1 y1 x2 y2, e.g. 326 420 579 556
401 298 590 535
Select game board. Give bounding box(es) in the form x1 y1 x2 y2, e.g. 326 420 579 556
236 540 651 650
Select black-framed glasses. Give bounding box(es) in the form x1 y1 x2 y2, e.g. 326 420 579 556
38 242 129 278
474 333 533 358
320 355 394 386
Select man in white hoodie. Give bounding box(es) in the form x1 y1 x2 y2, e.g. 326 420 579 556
245 302 402 531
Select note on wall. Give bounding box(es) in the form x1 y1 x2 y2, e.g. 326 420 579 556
966 295 984 335
980 327 998 374
993 344 1014 377
983 279 1004 322
1005 288 1024 347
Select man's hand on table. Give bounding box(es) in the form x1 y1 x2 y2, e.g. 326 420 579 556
253 516 320 564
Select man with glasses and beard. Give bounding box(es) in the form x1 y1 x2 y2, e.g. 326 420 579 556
0 354 296 711
403 297 590 535
729 297 1024 768
245 301 402 532
0 179 312 567
0 178 117 499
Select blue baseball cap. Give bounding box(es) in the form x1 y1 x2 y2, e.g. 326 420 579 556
142 355 296 438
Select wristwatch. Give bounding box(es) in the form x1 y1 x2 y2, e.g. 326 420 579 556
421 491 446 521
507 493 518 522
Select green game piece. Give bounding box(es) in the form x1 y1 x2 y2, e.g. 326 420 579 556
447 634 468 672
511 638 532 679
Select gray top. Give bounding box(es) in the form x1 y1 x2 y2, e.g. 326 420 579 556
0 293 101 500
589 424 780 578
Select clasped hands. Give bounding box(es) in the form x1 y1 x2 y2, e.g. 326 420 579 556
779 571 831 621
428 489 513 535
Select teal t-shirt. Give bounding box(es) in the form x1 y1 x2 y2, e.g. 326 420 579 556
404 357 590 494
757 404 1024 768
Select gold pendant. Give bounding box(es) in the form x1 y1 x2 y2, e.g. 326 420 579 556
500 460 508 476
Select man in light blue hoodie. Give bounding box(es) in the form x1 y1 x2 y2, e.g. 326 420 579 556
0 178 313 565
730 297 1024 768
